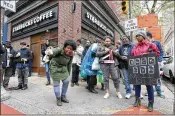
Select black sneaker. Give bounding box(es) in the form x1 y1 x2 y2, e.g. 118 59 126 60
75 82 79 86
22 85 28 90
61 97 69 103
14 85 23 90
71 83 74 87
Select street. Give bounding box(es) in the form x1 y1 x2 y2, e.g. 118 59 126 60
1 76 174 115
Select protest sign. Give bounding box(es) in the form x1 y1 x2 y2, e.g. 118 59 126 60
128 53 159 85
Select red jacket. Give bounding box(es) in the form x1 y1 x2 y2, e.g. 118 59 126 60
131 40 160 57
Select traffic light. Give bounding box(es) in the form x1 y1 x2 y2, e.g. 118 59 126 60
121 0 129 14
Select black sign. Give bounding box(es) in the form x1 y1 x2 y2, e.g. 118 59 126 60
128 53 159 85
11 6 58 40
82 5 114 37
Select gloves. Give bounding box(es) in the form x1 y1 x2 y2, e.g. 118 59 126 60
21 58 27 62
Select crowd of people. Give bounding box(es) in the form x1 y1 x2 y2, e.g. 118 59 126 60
0 29 165 112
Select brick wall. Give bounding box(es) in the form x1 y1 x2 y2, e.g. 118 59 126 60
7 23 11 41
72 1 82 41
11 37 31 51
58 1 82 46
58 1 73 45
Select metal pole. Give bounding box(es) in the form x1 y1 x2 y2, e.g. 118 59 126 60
129 0 133 41
0 7 11 102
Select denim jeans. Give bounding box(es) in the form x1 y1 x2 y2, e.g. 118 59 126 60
53 77 69 98
45 63 50 81
135 85 154 101
122 68 131 94
155 78 162 95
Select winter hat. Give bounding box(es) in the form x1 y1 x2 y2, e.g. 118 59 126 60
146 31 153 38
20 42 27 45
120 35 130 41
136 30 147 39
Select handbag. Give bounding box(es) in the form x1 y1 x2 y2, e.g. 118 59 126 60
92 57 100 70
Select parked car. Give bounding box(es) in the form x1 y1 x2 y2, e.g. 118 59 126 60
163 56 175 84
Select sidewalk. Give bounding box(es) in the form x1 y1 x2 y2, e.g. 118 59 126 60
1 76 174 115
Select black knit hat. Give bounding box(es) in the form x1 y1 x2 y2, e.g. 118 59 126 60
146 31 153 38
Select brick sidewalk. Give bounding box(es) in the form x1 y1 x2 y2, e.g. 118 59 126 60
1 103 24 115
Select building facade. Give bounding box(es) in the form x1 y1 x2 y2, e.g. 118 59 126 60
5 0 125 76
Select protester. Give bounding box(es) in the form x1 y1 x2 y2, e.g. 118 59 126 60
71 39 84 87
146 31 165 98
15 42 32 90
131 30 160 112
82 40 91 61
2 41 16 90
96 36 122 99
41 39 51 85
45 40 76 106
119 35 134 99
81 40 100 94
115 41 121 52
81 40 91 82
26 45 33 77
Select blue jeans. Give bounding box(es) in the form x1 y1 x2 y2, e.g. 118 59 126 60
155 78 162 95
53 77 69 98
135 85 154 101
122 68 131 94
45 63 50 81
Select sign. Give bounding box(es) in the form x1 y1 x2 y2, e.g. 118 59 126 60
1 0 16 12
12 10 54 32
146 26 161 42
124 18 138 32
128 53 159 85
86 12 114 37
138 14 158 28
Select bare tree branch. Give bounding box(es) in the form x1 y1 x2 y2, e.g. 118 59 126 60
151 0 158 13
143 0 150 13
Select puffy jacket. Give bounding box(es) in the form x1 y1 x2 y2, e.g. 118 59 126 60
152 40 164 62
96 45 121 65
131 40 160 57
119 43 134 69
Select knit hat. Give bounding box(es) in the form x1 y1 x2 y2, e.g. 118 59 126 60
120 35 130 41
146 31 152 38
136 30 147 39
20 42 27 45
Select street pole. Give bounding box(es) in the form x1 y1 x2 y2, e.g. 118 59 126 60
0 8 11 102
129 0 133 41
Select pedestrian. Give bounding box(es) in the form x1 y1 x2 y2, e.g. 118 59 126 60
81 40 99 94
119 35 134 99
81 40 91 61
96 36 122 99
45 40 76 106
131 30 160 112
145 31 165 98
41 39 51 85
15 42 32 90
2 41 16 90
115 41 121 52
71 39 84 87
81 40 91 82
26 45 33 77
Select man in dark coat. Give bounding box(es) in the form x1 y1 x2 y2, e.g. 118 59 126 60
15 42 32 90
2 41 16 89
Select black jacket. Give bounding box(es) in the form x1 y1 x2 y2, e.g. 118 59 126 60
41 44 50 57
2 46 16 68
0 44 4 54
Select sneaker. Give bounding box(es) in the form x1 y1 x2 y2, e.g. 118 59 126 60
104 93 110 99
116 92 123 99
71 83 74 87
140 93 143 99
157 93 165 99
125 93 131 99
